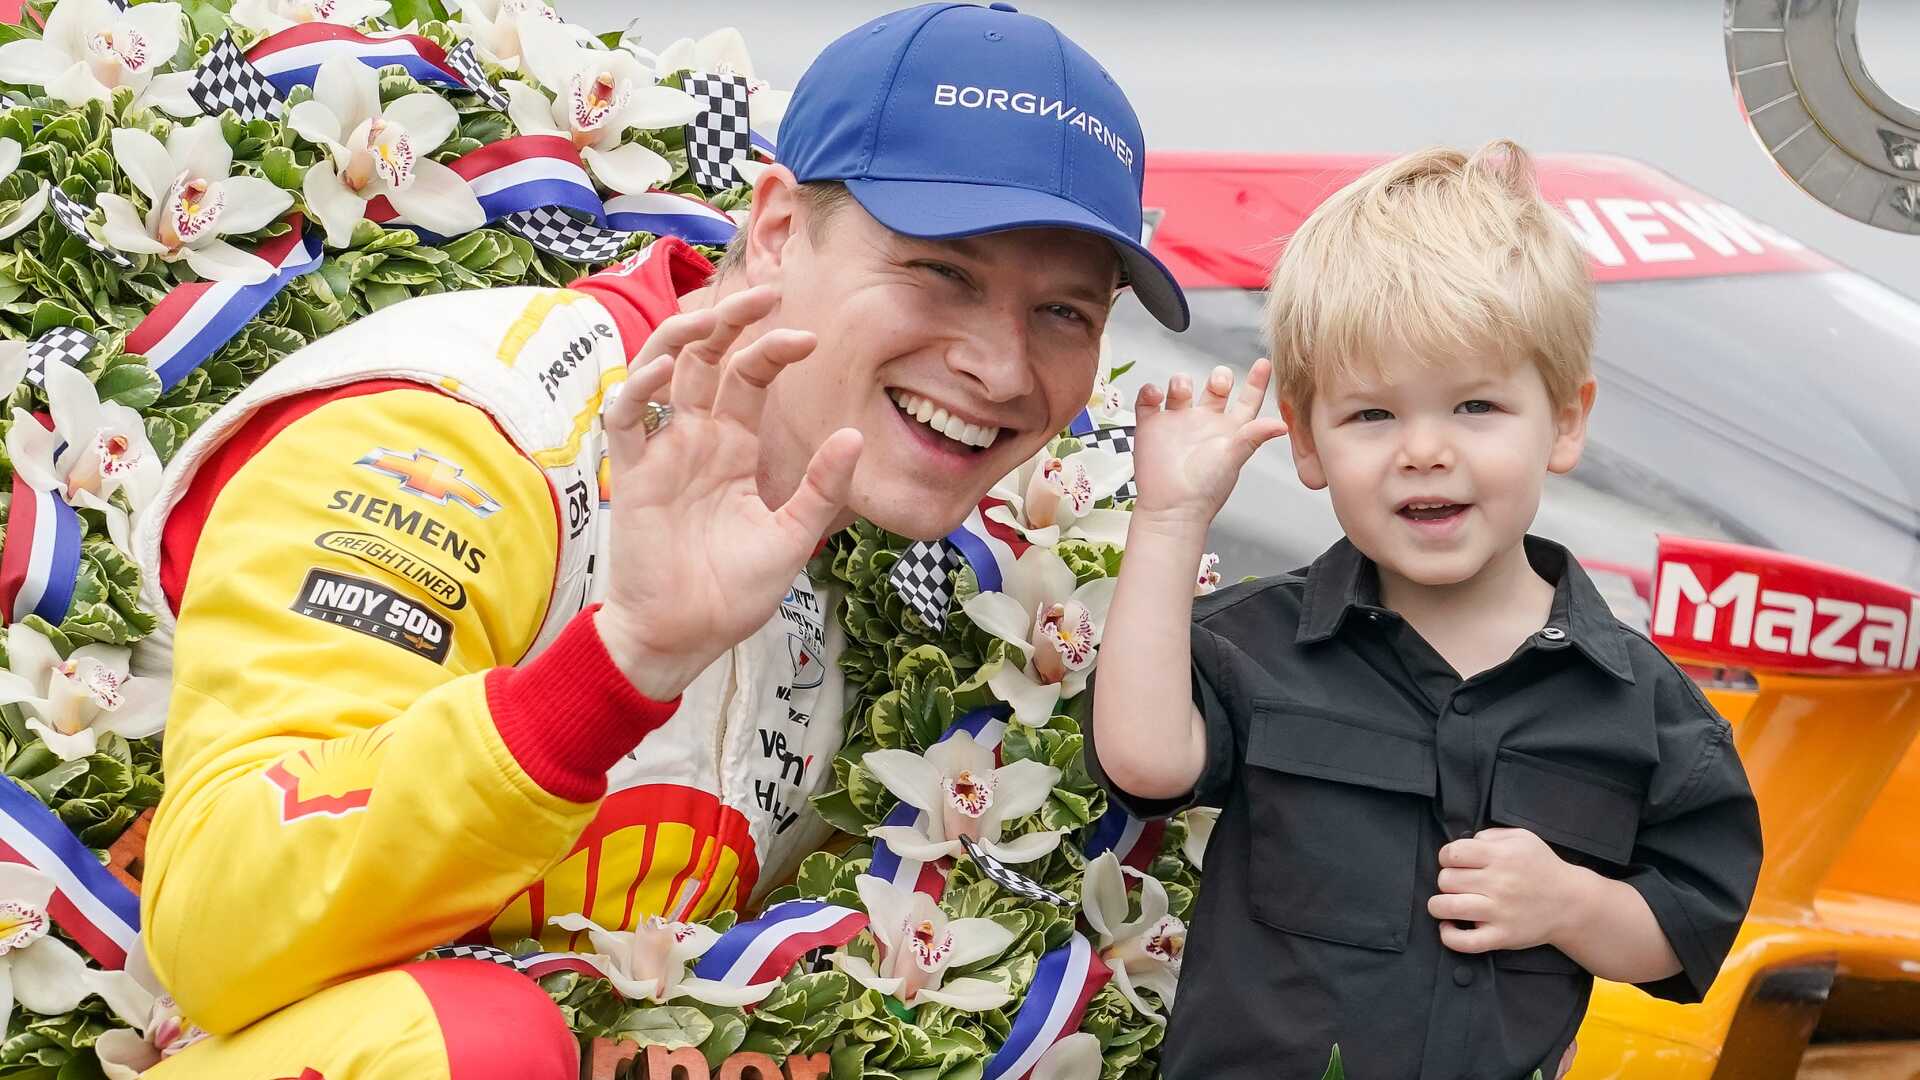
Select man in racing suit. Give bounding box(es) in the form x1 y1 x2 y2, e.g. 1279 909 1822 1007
129 4 1190 1077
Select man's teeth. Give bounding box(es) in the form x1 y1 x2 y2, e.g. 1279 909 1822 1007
890 390 999 449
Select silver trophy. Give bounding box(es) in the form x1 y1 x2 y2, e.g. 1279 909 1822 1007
1728 0 1920 231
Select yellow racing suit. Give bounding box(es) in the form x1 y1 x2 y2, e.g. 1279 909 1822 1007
128 239 849 1079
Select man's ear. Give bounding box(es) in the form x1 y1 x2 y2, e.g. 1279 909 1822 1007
1281 398 1327 490
1547 377 1597 475
738 166 803 283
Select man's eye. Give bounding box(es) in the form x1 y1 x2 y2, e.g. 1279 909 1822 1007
916 262 967 283
1352 408 1392 423
1044 303 1089 324
1457 400 1496 415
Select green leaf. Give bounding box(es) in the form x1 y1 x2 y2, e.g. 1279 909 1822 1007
610 1005 712 1050
25 759 90 803
1320 1045 1344 1080
261 146 306 191
92 362 161 410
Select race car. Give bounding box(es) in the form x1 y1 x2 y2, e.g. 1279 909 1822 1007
1118 152 1920 1079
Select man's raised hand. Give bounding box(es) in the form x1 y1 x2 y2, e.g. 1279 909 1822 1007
594 286 864 701
1130 359 1288 530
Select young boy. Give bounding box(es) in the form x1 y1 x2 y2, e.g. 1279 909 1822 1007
1088 142 1763 1079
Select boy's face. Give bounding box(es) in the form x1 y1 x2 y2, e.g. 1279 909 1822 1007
1282 347 1596 591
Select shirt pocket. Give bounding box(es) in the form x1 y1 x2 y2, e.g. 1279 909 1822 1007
1243 700 1436 952
1488 748 1644 977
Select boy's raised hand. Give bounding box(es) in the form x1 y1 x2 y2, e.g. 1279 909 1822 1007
1131 359 1289 528
1428 828 1578 953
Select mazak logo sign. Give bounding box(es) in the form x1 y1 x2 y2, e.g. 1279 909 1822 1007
1650 536 1920 675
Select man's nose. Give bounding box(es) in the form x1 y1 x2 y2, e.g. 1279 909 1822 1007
945 314 1036 403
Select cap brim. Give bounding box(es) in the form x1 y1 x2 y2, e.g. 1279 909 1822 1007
843 178 1191 332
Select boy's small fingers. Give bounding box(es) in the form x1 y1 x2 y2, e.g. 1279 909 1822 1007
1202 365 1234 408
1435 867 1477 894
1439 839 1491 868
1230 358 1272 418
1427 892 1491 923
1438 922 1500 954
1165 374 1194 410
1240 417 1289 451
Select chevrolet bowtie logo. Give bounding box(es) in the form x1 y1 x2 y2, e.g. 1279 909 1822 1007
355 448 502 518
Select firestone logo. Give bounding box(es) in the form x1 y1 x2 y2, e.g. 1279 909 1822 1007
1651 540 1920 674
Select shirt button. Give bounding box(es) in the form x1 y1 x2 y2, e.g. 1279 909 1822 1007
1540 626 1567 641
1453 963 1475 987
1452 694 1473 715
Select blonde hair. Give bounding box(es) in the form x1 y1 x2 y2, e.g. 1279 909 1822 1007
1264 140 1594 419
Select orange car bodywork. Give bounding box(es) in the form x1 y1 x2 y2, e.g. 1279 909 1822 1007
1140 153 1920 1078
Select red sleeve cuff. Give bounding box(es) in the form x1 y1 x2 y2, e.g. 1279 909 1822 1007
487 604 679 802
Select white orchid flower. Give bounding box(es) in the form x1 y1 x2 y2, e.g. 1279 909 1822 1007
1080 852 1183 1024
231 0 390 35
547 913 776 1008
288 56 484 246
0 0 195 113
93 933 207 1080
1086 336 1135 427
0 624 169 763
960 547 1118 727
987 444 1132 549
446 0 581 73
0 864 127 1039
503 18 699 196
0 139 49 244
833 875 1014 1012
1032 1033 1104 1080
1194 552 1221 596
648 27 790 144
1181 807 1218 870
98 119 293 283
6 359 164 552
864 730 1064 867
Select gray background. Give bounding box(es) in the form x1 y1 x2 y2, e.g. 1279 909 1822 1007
573 0 1920 298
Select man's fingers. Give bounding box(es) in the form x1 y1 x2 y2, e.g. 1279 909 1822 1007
603 354 676 465
1438 921 1502 954
673 286 779 415
711 329 819 432
774 427 864 543
1164 373 1194 411
635 307 720 370
1134 382 1164 420
1427 892 1492 923
1439 838 1492 869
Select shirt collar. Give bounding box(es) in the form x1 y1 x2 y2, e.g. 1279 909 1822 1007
1295 535 1637 683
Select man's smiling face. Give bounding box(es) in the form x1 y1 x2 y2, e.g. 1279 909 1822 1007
751 184 1120 540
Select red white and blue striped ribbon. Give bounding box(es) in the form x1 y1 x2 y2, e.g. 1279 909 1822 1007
366 135 606 233
984 932 1111 1080
946 499 1027 595
0 415 81 626
691 899 868 987
125 215 324 392
869 707 1009 900
245 22 465 96
0 778 140 969
1082 804 1166 873
604 190 739 246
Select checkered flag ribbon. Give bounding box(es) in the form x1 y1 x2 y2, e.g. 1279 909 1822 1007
889 538 960 631
502 207 631 263
682 71 752 195
443 38 509 111
47 189 134 268
960 835 1072 906
423 943 520 968
24 327 95 388
187 32 281 122
1079 423 1137 502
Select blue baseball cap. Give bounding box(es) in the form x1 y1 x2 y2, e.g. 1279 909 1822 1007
776 2 1189 331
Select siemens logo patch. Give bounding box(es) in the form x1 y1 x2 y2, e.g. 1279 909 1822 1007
931 83 1134 168
292 568 453 664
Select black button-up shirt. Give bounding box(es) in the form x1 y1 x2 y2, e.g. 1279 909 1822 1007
1087 537 1762 1080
